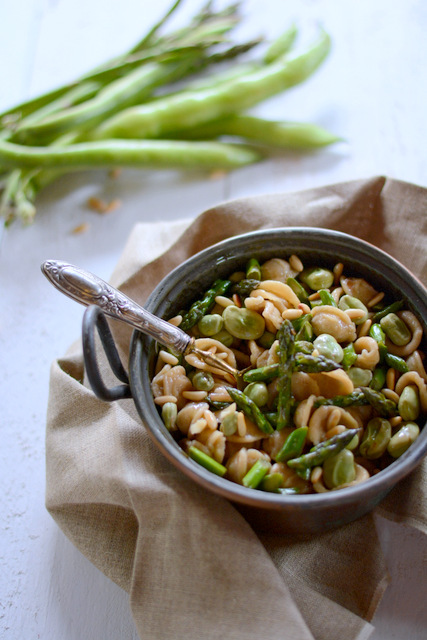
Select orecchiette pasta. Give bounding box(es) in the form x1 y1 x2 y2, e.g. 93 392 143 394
311 305 357 343
151 253 425 495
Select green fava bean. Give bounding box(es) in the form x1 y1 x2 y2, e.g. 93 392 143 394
220 412 238 436
244 382 269 407
322 449 356 489
211 329 234 347
222 304 265 340
347 367 373 387
258 331 276 349
341 343 357 370
197 313 223 336
370 367 387 391
192 371 215 392
398 385 420 421
359 417 391 459
387 422 420 458
299 266 334 291
338 294 368 325
380 313 411 346
161 402 177 431
313 333 343 363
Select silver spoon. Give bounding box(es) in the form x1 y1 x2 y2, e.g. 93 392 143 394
41 260 241 379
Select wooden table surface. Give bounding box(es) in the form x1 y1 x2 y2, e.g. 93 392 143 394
1 1 426 638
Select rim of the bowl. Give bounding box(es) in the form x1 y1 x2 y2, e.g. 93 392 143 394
131 226 427 511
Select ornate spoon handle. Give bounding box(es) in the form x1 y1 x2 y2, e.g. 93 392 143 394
41 260 193 355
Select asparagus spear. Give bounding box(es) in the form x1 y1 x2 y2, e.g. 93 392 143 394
242 459 271 489
294 352 342 373
179 279 232 331
287 428 359 471
360 387 398 418
230 278 261 299
276 319 296 429
226 387 274 434
315 390 367 408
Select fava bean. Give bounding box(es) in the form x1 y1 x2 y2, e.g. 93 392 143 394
338 294 368 325
323 449 356 489
257 330 276 349
292 313 313 341
387 422 420 458
220 411 238 436
287 277 309 303
370 367 387 391
211 329 234 347
341 343 357 370
380 312 411 346
347 367 373 387
197 313 224 336
398 385 420 421
244 381 269 407
299 266 334 291
313 333 343 363
161 401 177 431
222 304 265 340
259 472 284 492
318 288 337 307
359 417 391 459
192 370 215 392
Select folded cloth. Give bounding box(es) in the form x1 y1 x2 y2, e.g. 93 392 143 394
46 176 427 640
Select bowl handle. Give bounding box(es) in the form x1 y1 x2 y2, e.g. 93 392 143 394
82 305 132 401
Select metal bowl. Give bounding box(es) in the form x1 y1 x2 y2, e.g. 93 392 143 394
122 227 427 534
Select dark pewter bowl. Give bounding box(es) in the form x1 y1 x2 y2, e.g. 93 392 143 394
128 227 427 534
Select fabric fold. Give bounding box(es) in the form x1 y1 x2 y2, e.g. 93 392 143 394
46 176 427 640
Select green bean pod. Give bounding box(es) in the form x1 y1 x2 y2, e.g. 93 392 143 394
0 139 261 172
91 29 331 140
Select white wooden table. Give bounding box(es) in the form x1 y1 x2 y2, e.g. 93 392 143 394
1 1 426 638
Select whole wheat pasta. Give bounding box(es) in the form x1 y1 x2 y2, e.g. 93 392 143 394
354 336 380 369
385 311 423 357
406 350 427 382
395 371 427 412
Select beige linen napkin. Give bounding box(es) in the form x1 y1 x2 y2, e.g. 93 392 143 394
46 176 427 640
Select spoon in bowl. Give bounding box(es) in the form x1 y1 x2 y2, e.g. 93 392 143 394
41 259 244 381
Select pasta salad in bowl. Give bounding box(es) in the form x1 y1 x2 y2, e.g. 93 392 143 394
107 228 427 533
